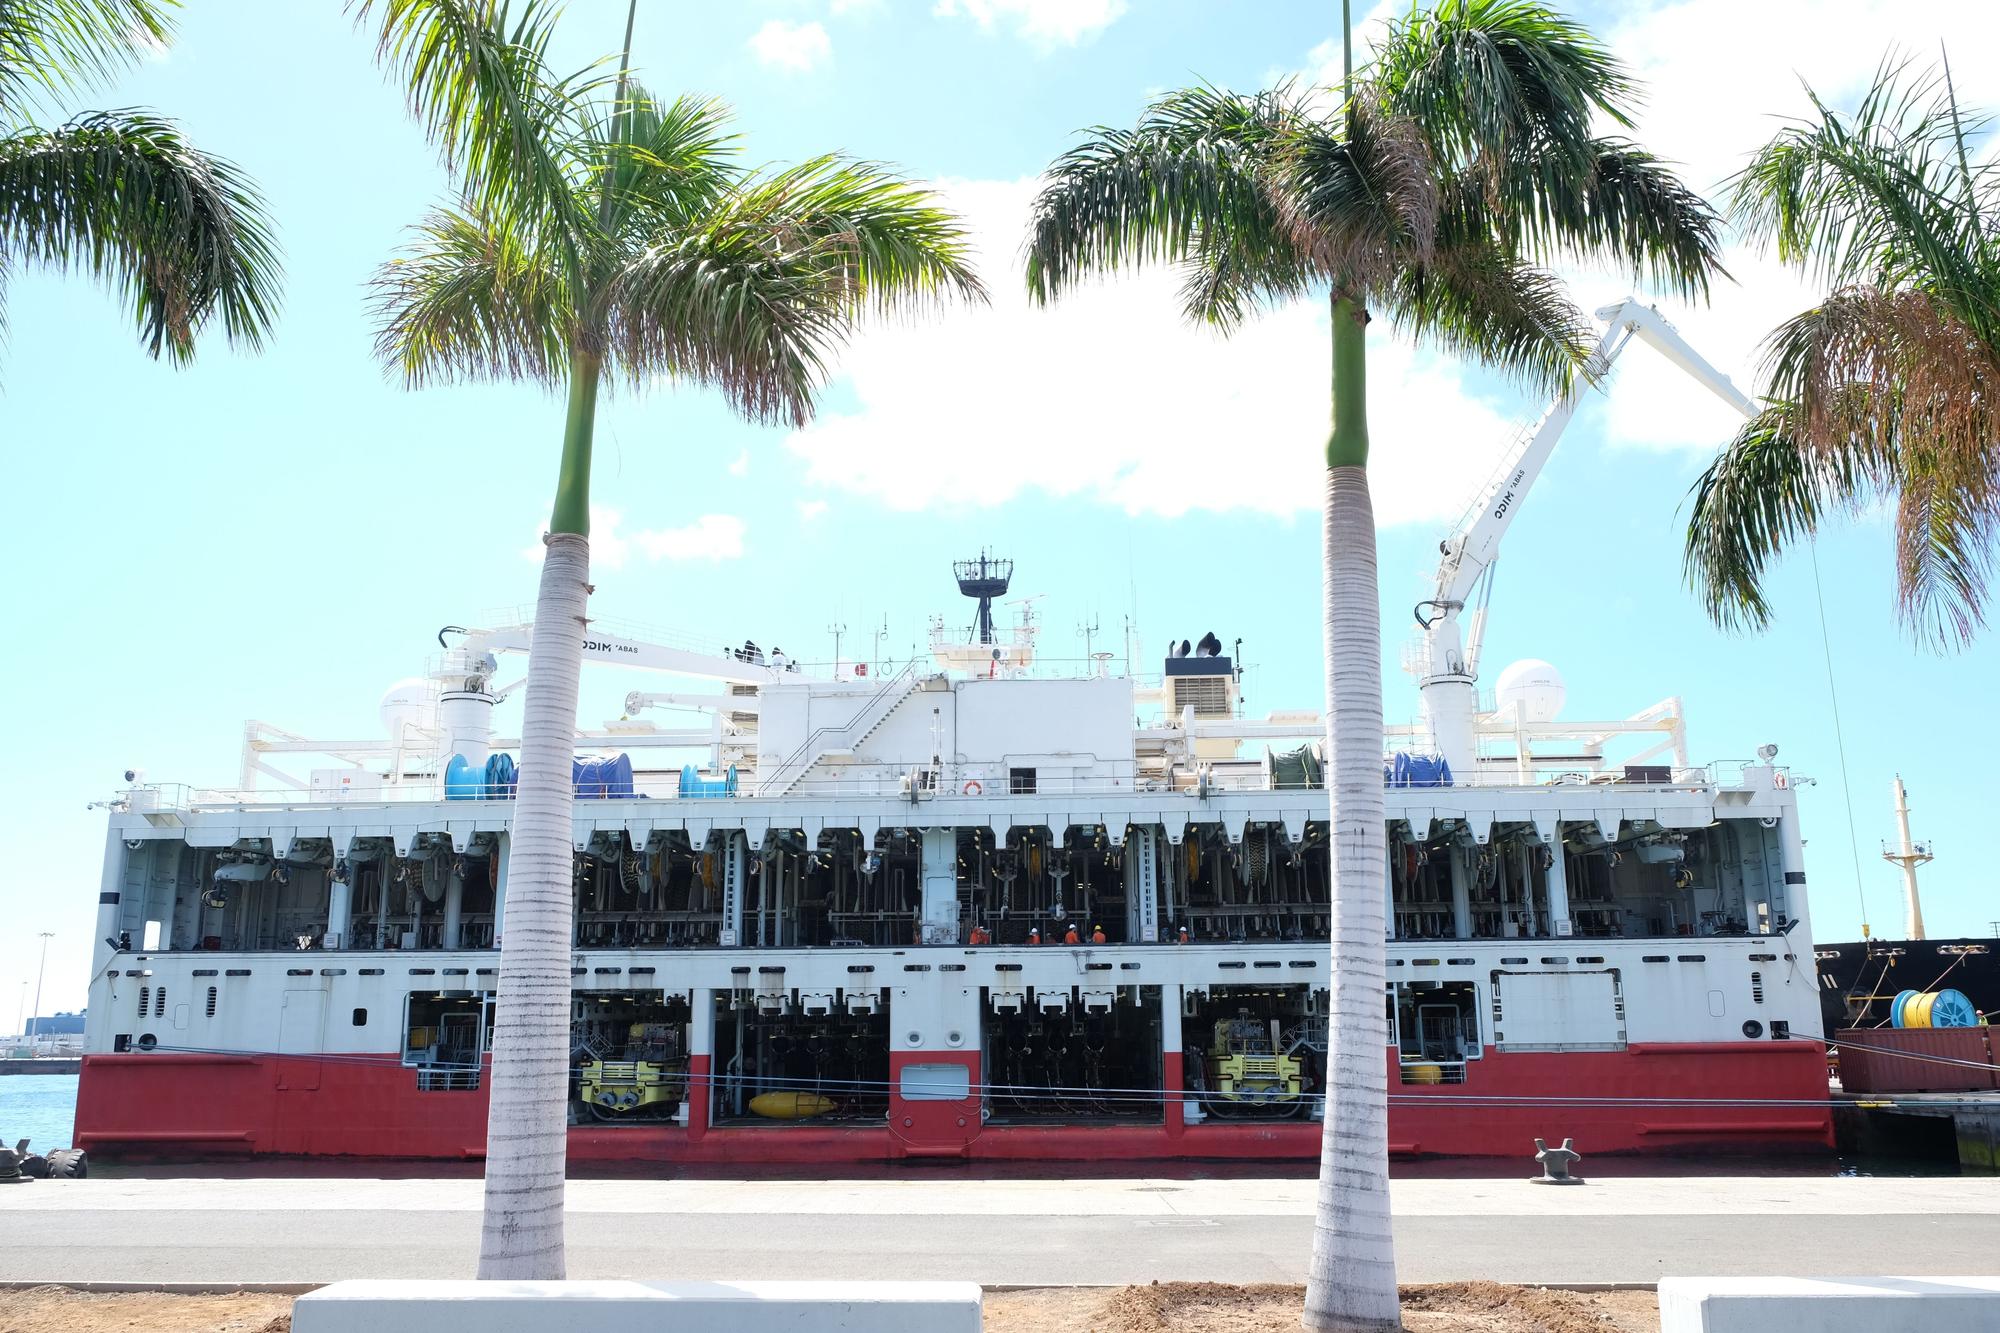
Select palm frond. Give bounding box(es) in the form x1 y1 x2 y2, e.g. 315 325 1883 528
608 158 984 423
722 154 986 316
368 203 570 387
0 0 171 111
1025 84 1303 304
1762 286 1993 480
1379 239 1587 392
592 84 740 238
1681 406 1861 634
0 109 280 361
1894 463 1996 649
1536 139 1721 298
1372 0 1634 173
351 0 600 263
1173 220 1314 330
605 217 850 427
1730 56 1998 342
1271 105 1438 294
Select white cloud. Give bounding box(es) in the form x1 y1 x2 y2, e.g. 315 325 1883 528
1583 0 2000 455
790 6 2000 525
932 0 1126 48
830 0 886 15
748 19 831 73
727 449 750 477
522 507 746 569
797 499 830 521
636 514 749 562
786 178 1520 527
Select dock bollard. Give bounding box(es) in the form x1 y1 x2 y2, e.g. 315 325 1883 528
1531 1137 1584 1185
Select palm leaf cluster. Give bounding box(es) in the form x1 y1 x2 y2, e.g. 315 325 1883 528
362 0 983 428
0 0 277 360
1686 59 2000 647
1025 0 1721 395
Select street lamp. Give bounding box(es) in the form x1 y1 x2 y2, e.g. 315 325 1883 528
29 931 52 1044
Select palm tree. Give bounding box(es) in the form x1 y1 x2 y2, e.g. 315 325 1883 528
1685 57 2000 649
1 0 279 363
356 0 983 1279
1024 2 1718 1327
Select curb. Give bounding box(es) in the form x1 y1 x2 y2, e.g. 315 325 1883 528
4 1279 1660 1295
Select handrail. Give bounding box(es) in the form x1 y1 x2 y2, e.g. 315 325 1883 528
757 663 919 796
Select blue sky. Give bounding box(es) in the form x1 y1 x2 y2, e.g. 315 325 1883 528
5 0 1998 1020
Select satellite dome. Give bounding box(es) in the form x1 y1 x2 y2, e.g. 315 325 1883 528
379 677 440 738
1494 659 1566 723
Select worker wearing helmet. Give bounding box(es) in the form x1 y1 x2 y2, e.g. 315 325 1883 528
1027 926 1042 946
1090 924 1106 944
968 924 991 945
1063 923 1081 945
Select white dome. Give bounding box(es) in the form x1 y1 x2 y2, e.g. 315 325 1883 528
1494 659 1566 723
379 677 440 739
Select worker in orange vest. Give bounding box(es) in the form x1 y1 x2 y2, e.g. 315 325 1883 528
1090 924 1106 944
1027 926 1042 945
1063 923 1081 945
968 924 991 945
1176 923 1191 945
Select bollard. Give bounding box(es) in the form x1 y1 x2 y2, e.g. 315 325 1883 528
0 1139 29 1185
1531 1136 1585 1185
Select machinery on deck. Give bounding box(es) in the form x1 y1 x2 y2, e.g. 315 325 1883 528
1203 1013 1304 1117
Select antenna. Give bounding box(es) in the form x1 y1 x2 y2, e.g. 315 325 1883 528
1881 775 1933 940
953 550 1013 645
827 621 846 672
1078 614 1100 663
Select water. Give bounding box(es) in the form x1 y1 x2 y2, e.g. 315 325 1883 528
0 1073 78 1152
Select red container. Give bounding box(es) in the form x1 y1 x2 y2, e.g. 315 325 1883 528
1835 1026 2000 1093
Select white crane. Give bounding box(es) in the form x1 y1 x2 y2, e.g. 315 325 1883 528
1415 299 1757 781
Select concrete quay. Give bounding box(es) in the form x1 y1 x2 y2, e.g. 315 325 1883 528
4 1175 2000 1288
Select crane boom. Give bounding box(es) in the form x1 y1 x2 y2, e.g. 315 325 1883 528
1416 298 1756 781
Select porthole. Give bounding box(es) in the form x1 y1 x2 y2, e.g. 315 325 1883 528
1742 1019 1764 1039
136 1033 158 1051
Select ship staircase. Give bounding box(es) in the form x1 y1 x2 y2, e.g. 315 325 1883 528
756 663 921 796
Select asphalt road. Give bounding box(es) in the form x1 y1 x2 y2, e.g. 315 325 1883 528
4 1177 1998 1286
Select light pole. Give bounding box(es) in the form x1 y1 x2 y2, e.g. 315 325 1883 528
14 981 24 1041
29 931 52 1044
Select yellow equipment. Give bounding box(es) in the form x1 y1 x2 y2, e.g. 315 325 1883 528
1205 1016 1302 1110
749 1091 836 1120
578 1060 674 1116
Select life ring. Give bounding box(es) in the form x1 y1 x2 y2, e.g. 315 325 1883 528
963 780 983 796
1774 772 1788 788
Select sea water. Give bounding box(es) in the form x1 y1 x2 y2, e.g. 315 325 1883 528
0 1073 78 1152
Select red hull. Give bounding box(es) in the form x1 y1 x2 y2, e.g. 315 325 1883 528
74 1041 1832 1163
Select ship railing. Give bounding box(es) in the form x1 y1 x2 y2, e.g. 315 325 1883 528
110 760 1784 814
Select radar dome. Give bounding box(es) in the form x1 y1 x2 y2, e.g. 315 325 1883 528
379 677 440 738
1494 659 1566 723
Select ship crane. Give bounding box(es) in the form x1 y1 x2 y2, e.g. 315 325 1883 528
1416 299 1756 781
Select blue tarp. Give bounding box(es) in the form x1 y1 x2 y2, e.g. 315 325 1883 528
484 751 517 798
1385 751 1454 788
573 753 634 799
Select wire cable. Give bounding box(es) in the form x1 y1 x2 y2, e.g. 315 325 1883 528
1808 538 1873 937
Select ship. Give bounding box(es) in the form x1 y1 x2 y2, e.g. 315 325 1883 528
73 301 1833 1163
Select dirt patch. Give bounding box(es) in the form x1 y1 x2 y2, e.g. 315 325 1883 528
2 1283 1655 1333
985 1282 1660 1332
0 1288 292 1333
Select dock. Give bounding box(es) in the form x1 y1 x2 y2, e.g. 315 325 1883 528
3 1175 1998 1288
0 1058 81 1076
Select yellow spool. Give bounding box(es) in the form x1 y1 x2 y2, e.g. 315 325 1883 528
1405 1063 1444 1085
1914 992 1940 1029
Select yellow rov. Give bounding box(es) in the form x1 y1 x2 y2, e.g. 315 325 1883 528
1204 1015 1303 1116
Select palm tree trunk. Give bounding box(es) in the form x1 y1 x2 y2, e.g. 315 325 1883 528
1304 296 1401 1332
476 356 601 1279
